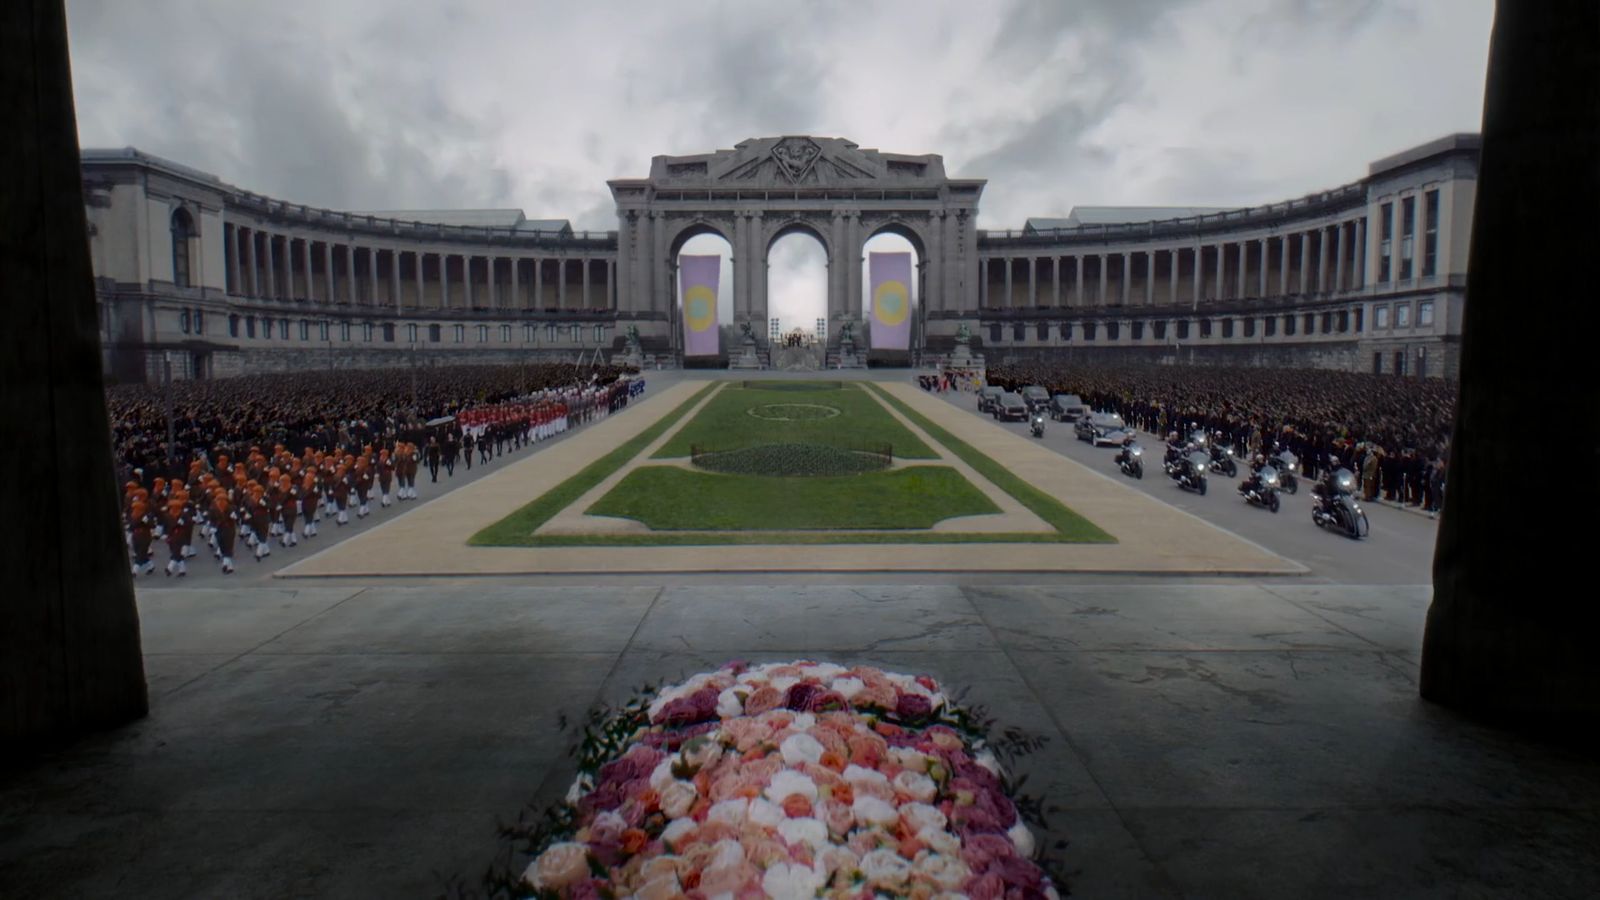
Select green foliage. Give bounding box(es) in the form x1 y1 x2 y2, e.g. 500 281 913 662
467 383 719 545
586 465 999 530
654 383 937 459
693 442 890 477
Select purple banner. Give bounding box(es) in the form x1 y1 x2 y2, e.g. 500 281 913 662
680 255 721 357
869 252 912 350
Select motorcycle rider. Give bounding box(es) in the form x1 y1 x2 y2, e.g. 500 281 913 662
1312 455 1344 504
1115 433 1140 468
1164 431 1187 467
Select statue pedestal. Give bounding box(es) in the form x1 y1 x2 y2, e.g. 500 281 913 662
834 337 865 369
729 336 764 369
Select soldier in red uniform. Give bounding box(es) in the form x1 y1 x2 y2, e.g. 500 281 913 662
300 471 321 538
330 465 352 525
353 455 374 518
129 500 156 576
249 485 272 562
211 490 237 574
377 448 395 507
278 474 300 547
162 496 190 577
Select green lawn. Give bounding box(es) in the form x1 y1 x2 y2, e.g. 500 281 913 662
467 383 720 546
653 382 938 459
586 465 999 530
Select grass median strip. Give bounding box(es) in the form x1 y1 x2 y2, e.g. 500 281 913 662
468 383 720 545
866 384 1115 543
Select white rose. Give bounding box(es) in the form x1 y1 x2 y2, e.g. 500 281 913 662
893 770 938 803
747 797 786 827
523 842 588 890
973 749 1004 779
770 675 800 693
917 827 961 857
716 687 745 718
762 861 827 900
912 852 970 890
805 662 847 680
764 769 819 803
889 747 931 773
564 774 593 805
778 816 829 853
899 802 947 835
1008 821 1037 857
843 764 891 787
659 779 698 819
860 848 913 889
648 758 677 792
710 838 745 868
781 732 825 766
707 798 749 826
851 795 899 828
831 677 865 699
791 712 817 731
661 818 696 848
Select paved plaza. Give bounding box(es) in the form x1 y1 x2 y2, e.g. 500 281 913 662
3 577 1598 898
2 372 1596 897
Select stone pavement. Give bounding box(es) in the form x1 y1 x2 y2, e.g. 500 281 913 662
2 579 1597 898
279 379 1304 578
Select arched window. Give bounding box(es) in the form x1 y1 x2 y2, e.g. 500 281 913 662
170 208 196 287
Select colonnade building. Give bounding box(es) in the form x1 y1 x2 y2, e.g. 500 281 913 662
81 134 1475 382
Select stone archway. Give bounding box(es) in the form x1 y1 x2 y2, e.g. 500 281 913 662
608 136 984 360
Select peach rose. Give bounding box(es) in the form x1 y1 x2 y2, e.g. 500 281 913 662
523 842 588 891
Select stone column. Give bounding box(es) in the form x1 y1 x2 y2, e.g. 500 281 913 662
1051 256 1061 307
1027 256 1037 307
653 212 669 316
2 0 149 747
847 210 863 319
464 255 475 309
227 225 241 293
927 210 944 313
1299 233 1310 294
511 256 521 310
829 210 846 319
1122 252 1132 305
1236 242 1247 299
1145 252 1155 305
607 259 616 309
1169 249 1179 304
1192 246 1202 306
441 252 450 309
1318 226 1331 292
582 258 592 310
281 235 292 299
750 211 766 324
557 255 567 310
1422 0 1600 725
390 248 400 309
1215 243 1226 301
1259 238 1269 297
263 232 276 299
487 255 497 310
323 242 334 304
303 240 315 303
615 213 631 313
1076 255 1085 308
1279 235 1290 295
1333 224 1345 293
535 255 545 310
1003 256 1013 308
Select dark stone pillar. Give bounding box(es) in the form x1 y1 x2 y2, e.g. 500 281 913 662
1421 1 1600 725
1 0 148 751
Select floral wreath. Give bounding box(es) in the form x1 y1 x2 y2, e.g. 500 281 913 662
488 660 1066 899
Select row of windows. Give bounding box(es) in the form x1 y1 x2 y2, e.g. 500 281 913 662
985 310 1369 343
223 315 607 345
1372 300 1434 330
1379 189 1440 283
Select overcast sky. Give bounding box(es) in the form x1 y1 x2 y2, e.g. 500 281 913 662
65 0 1495 332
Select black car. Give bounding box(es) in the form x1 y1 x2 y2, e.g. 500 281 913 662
1074 412 1132 445
976 386 1005 415
1049 394 1088 422
994 392 1029 422
1021 385 1050 412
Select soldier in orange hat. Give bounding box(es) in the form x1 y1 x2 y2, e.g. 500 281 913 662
278 474 300 547
129 500 156 576
248 484 272 561
299 471 321 539
353 456 374 518
330 465 352 525
377 448 395 507
211 489 237 574
162 497 190 577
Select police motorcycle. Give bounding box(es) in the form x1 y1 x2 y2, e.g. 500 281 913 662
1271 447 1301 494
1207 430 1239 478
1030 411 1046 439
1237 457 1282 513
1166 448 1210 495
1311 467 1370 539
1114 437 1144 479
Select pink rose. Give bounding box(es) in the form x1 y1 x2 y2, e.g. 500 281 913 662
525 842 589 891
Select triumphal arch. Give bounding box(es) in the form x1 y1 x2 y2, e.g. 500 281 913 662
608 136 986 355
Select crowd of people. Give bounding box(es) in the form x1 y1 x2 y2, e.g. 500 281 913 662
974 362 1456 513
107 363 643 576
